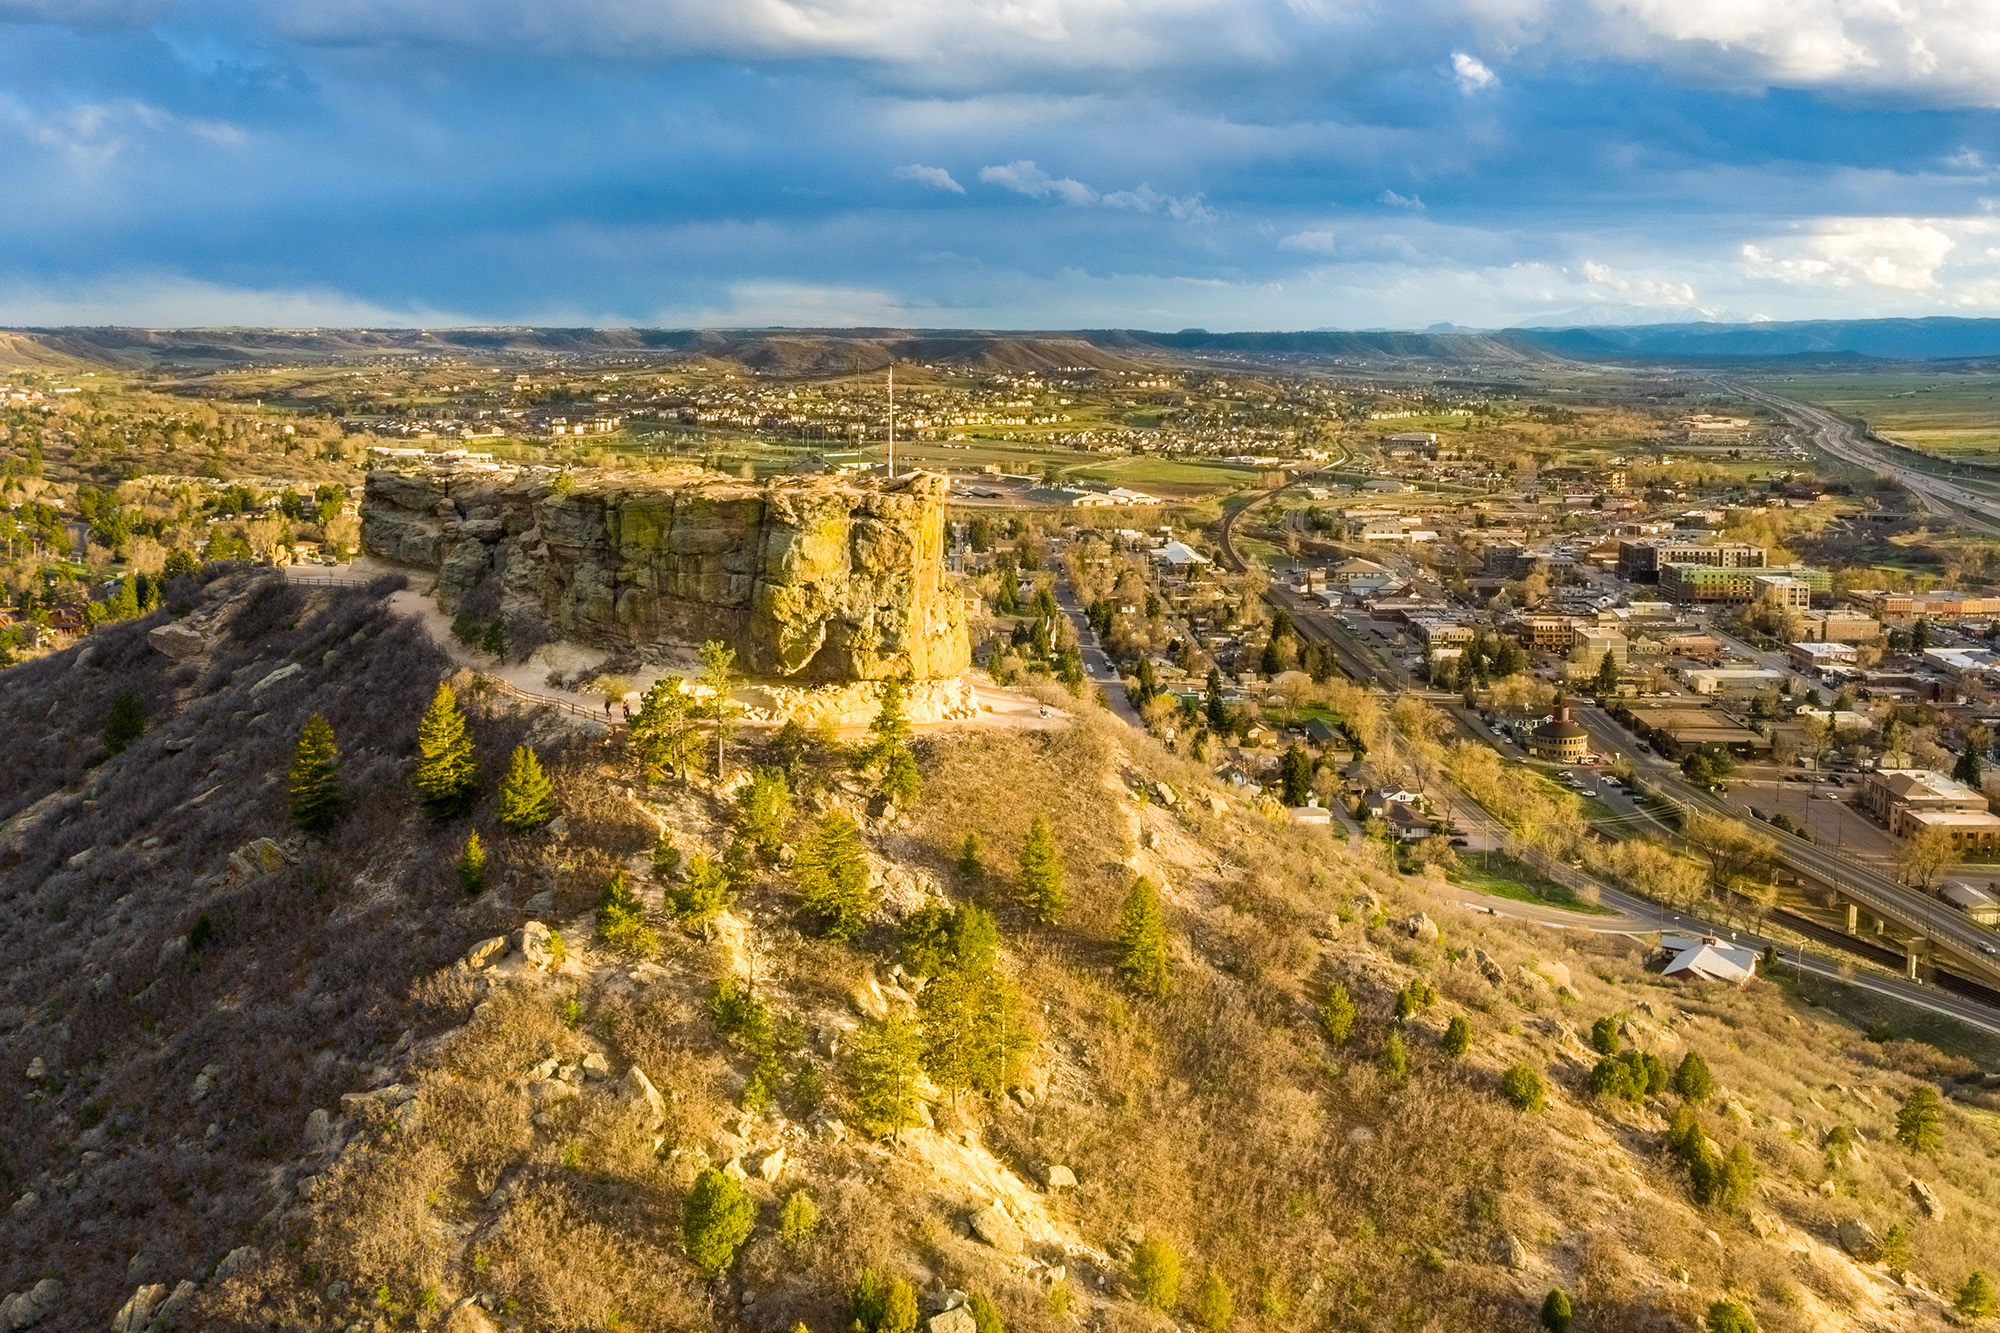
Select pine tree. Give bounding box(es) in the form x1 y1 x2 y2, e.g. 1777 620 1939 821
870 676 913 750
1896 1084 1945 1155
881 746 923 808
777 1189 818 1250
796 811 874 939
1381 1030 1410 1079
1116 876 1172 999
849 1271 921 1333
1278 744 1313 807
628 677 695 778
1133 1235 1182 1312
1594 649 1619 696
735 768 793 859
967 1292 1003 1333
480 616 507 659
104 693 145 755
957 831 984 879
1956 1272 1996 1320
1955 744 1984 790
683 1166 755 1275
288 713 345 832
496 745 553 832
919 954 1025 1101
669 853 731 928
1016 814 1066 923
651 831 682 881
597 870 657 954
1441 1014 1472 1057
457 831 486 893
1674 1050 1714 1103
1540 1290 1573 1333
1319 983 1356 1045
413 682 477 817
848 1016 924 1140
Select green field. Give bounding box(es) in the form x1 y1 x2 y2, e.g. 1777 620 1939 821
1450 858 1620 916
1749 368 2000 461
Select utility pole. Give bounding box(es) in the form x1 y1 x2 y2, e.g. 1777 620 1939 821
886 362 895 481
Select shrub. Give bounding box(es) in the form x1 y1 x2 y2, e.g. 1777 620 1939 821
1016 813 1066 923
1319 984 1356 1046
496 746 553 832
710 978 773 1051
670 853 730 928
968 1292 1003 1333
1394 977 1437 1019
651 832 682 881
1132 1234 1182 1311
957 831 984 878
849 1270 921 1333
1674 1050 1713 1103
457 832 486 894
1540 1289 1573 1333
682 1167 754 1275
288 713 345 832
1589 1057 1639 1103
1441 1015 1472 1057
1703 1298 1757 1333
1116 875 1172 1000
1590 1014 1621 1056
1896 1085 1945 1155
1957 1272 1996 1320
188 912 215 956
1501 1063 1546 1112
777 1189 818 1251
1193 1268 1233 1333
104 693 144 755
735 767 792 859
900 901 999 979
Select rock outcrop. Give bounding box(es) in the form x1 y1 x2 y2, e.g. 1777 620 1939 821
362 466 969 681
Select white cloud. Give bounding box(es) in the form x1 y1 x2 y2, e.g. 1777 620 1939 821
1581 258 1696 305
0 273 469 326
1740 217 1964 290
1378 189 1423 210
1451 51 1497 93
979 159 1099 205
1278 229 1337 252
892 163 964 192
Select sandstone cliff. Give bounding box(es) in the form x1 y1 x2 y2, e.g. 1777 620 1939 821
362 468 969 680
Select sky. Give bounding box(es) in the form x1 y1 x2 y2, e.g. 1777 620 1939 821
5 0 2000 331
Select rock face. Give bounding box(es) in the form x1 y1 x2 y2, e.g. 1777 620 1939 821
362 467 969 681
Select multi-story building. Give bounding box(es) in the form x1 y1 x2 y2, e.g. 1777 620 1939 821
1843 590 2000 621
1862 770 2000 851
1570 627 1629 672
1617 539 1767 582
1798 610 1883 643
1660 563 1829 605
1516 614 1578 651
1752 573 1815 608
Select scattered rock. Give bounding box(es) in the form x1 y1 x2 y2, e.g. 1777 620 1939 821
1404 913 1439 943
1153 782 1178 807
1720 1098 1753 1127
227 837 294 883
850 975 891 1021
1837 1218 1885 1262
515 921 557 970
1043 1164 1078 1191
1473 949 1506 986
521 890 556 916
928 1309 977 1333
580 1052 611 1081
249 663 303 695
188 1064 221 1105
1494 1234 1528 1270
0 1279 62 1330
147 624 208 660
464 936 509 969
722 1158 750 1183
809 1112 847 1144
755 1146 788 1182
23 1058 42 1081
212 1248 255 1281
1531 959 1571 990
111 1284 166 1333
1205 794 1227 817
153 1281 197 1327
1908 1177 1945 1221
1352 890 1381 918
1748 1209 1784 1240
8 1193 32 1216
970 1203 1025 1254
66 848 93 869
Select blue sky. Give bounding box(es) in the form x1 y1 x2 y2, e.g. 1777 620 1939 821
4 0 2000 330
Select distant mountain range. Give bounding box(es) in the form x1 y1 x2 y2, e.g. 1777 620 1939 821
9 317 2000 372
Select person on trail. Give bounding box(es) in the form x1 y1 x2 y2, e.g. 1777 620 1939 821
604 697 613 718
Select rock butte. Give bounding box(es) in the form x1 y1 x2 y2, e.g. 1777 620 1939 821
362 467 970 682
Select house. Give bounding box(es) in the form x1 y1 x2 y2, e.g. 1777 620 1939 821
1383 801 1434 841
1291 805 1333 827
1658 935 1759 984
1152 541 1211 570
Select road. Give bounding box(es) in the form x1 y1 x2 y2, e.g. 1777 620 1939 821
1048 561 1146 729
1729 381 2000 536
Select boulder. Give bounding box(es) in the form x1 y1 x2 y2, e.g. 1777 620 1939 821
1205 794 1227 817
1747 1208 1784 1240
1043 1164 1078 1191
362 470 969 681
188 1064 220 1105
1837 1218 1885 1262
515 921 557 970
619 1066 667 1132
23 1057 42 1081
1531 959 1571 990
969 1204 1025 1254
464 936 509 969
928 1309 977 1333
520 890 556 916
1494 1234 1529 1270
248 663 303 695
212 1248 254 1282
152 1281 198 1328
303 1108 333 1152
1908 1177 1945 1221
1352 890 1382 918
1404 913 1439 943
227 838 294 883
1473 949 1507 986
0 1280 61 1331
1154 782 1178 807
147 624 208 660
755 1146 788 1182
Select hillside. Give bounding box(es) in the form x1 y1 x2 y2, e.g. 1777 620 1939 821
3 576 2000 1333
1505 318 2000 363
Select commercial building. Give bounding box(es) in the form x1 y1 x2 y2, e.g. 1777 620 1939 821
1659 563 1829 605
1787 641 1857 672
1942 881 2000 926
1682 667 1789 695
1862 770 2000 850
1528 705 1591 762
1617 539 1766 582
1798 610 1883 644
1753 574 1815 609
1845 590 2000 621
1516 614 1578 651
1570 627 1629 672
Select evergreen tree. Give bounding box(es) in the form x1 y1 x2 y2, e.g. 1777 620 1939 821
597 870 657 953
1319 984 1356 1045
628 677 695 778
651 832 682 880
881 746 923 808
413 682 478 816
848 1016 924 1140
104 693 144 755
1593 649 1619 696
735 768 793 859
776 1190 818 1251
457 831 486 894
1674 1050 1714 1103
1501 1063 1546 1112
1956 1272 1996 1321
1116 876 1172 1000
1590 1015 1622 1056
900 901 999 979
1703 1298 1756 1333
968 1292 1003 1333
957 831 984 879
1381 1030 1410 1079
1133 1235 1182 1312
1540 1290 1573 1333
1016 814 1066 922
682 1167 755 1275
669 853 731 928
699 639 738 776
1896 1084 1945 1155
479 616 507 659
918 963 1024 1100
1193 1269 1233 1333
849 1271 921 1333
796 811 873 939
288 713 345 832
870 676 914 750
1441 1014 1472 1057
1278 744 1313 807
1955 744 1984 790
164 549 200 579
496 745 553 832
